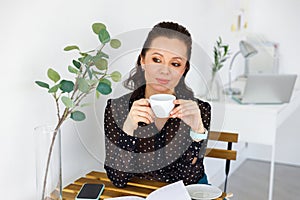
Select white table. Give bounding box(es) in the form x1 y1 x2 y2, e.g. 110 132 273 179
208 80 300 200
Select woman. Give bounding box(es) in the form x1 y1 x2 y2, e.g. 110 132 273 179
104 21 211 188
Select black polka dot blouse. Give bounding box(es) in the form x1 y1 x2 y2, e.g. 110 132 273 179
104 86 211 188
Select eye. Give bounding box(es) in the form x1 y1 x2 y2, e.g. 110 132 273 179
172 62 181 67
152 57 161 63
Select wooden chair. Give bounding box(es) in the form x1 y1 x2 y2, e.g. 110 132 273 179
205 131 239 193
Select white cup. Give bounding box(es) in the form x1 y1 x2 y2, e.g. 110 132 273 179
148 94 176 118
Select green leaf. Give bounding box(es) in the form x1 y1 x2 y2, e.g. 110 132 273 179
94 57 108 70
97 51 109 59
92 23 106 35
87 67 93 79
92 69 105 75
35 81 49 89
61 96 74 108
220 58 227 63
73 60 81 69
78 78 90 93
79 52 88 57
111 71 122 82
59 80 74 93
80 103 91 107
96 90 100 99
78 57 85 63
87 79 99 86
223 45 229 56
68 65 79 74
48 84 60 93
47 68 61 83
83 55 93 65
64 45 80 51
110 39 121 49
98 29 110 44
71 111 86 121
96 81 112 95
99 78 112 86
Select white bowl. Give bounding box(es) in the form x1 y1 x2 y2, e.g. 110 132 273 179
185 184 222 200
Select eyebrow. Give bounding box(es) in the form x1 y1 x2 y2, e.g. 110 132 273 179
152 52 184 61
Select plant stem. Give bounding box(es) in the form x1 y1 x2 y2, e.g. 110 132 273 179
54 94 61 121
41 109 68 200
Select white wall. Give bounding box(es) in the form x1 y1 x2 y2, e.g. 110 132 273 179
1 0 300 199
247 0 300 88
244 0 300 164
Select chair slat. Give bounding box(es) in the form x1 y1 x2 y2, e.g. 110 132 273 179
86 171 167 190
208 131 238 143
205 148 237 160
74 177 152 198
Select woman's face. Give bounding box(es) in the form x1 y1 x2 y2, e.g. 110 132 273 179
141 36 188 96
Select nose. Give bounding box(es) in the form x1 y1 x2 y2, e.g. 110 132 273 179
159 64 170 75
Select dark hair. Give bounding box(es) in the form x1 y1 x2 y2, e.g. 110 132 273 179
123 21 193 95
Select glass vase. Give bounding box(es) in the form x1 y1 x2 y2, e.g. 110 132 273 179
34 125 62 200
206 71 221 101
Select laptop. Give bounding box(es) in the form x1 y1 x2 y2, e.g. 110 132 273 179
232 74 297 104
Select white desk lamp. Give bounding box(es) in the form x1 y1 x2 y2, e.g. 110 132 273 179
224 40 258 95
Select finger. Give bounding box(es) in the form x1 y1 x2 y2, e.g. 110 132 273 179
178 108 197 117
182 103 199 113
135 106 155 120
148 108 156 120
131 99 153 117
170 103 199 118
133 101 156 120
174 100 199 112
133 98 150 107
170 106 182 118
181 104 202 117
173 99 189 105
131 108 154 123
172 99 194 111
170 105 182 115
133 115 152 124
170 104 190 115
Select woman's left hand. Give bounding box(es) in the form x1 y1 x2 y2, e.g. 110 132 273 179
170 99 205 133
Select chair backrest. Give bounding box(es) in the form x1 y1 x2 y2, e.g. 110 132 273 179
205 131 239 193
205 131 238 160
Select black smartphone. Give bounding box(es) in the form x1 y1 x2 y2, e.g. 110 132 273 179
75 183 105 200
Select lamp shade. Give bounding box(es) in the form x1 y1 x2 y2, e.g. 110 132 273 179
224 40 258 95
239 40 258 58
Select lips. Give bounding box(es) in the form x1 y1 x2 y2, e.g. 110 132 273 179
156 78 170 85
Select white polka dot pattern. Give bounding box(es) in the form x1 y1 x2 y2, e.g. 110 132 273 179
103 87 211 188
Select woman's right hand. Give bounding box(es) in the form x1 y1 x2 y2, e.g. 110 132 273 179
122 99 155 136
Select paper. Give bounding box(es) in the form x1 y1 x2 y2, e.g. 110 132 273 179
105 180 191 200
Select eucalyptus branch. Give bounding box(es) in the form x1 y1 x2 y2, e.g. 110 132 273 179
35 22 122 200
40 106 68 200
54 94 61 121
73 92 86 104
97 43 106 53
70 74 81 100
81 49 96 54
70 94 90 113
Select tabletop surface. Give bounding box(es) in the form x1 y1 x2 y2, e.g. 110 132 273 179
62 171 225 200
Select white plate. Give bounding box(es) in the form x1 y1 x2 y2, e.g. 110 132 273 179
186 184 222 199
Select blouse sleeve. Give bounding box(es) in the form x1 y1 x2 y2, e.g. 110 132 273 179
104 99 137 151
104 99 136 187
